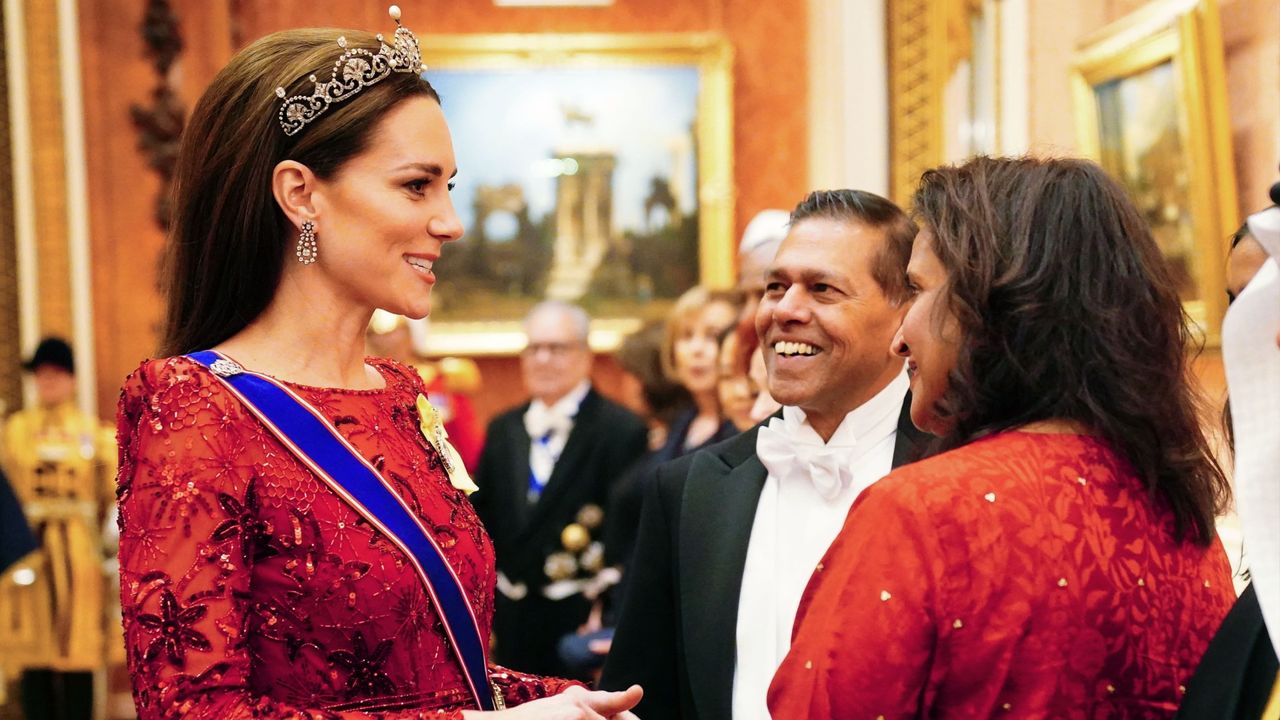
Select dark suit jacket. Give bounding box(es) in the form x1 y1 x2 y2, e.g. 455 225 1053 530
472 387 648 588
1176 583 1278 719
605 409 738 570
599 396 928 719
0 466 36 574
472 387 647 675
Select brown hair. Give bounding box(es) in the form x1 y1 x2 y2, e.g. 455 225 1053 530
616 320 693 428
660 285 742 381
912 155 1229 545
790 189 918 304
161 29 440 356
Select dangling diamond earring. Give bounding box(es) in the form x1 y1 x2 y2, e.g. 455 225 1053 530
297 220 318 264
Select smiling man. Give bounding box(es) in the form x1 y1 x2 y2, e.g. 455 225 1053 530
600 190 928 720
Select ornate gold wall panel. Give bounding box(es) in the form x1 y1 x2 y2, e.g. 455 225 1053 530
24 0 70 340
0 6 19 415
888 0 947 206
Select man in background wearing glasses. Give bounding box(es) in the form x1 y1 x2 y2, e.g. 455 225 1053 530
472 300 648 679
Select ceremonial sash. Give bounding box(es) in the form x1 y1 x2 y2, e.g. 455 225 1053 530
186 350 498 712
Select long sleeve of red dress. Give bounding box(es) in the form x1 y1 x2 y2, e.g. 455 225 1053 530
768 431 1235 720
115 357 575 719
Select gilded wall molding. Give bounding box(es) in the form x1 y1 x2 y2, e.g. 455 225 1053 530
888 0 988 205
25 0 71 340
0 5 19 415
888 0 946 206
3 0 101 415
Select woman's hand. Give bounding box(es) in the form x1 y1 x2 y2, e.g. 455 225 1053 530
462 684 642 720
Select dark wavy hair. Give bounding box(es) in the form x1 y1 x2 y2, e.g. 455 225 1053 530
161 29 440 356
912 155 1229 545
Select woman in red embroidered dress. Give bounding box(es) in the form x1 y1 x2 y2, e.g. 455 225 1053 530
116 9 641 719
768 157 1235 718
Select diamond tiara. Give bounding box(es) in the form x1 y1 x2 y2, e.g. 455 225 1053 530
275 5 427 137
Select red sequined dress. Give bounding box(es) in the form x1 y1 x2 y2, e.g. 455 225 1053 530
768 431 1235 719
115 356 575 718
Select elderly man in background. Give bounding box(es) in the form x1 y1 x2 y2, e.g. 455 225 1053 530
472 301 648 678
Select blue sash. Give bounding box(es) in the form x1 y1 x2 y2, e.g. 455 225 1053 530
186 351 496 711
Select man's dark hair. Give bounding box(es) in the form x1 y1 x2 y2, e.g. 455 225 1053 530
790 189 918 304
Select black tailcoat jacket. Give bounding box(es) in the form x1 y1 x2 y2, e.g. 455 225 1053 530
472 388 647 677
599 396 927 719
1175 583 1279 720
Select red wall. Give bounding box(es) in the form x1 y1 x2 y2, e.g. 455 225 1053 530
82 0 809 426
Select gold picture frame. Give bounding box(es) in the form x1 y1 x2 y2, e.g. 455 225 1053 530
1071 0 1237 344
417 33 735 356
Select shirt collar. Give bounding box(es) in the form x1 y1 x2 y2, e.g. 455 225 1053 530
529 380 591 421
780 369 908 448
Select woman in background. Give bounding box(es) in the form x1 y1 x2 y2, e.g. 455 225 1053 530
717 327 761 432
769 156 1234 718
598 289 746 564
657 286 743 457
606 286 740 571
564 288 741 674
611 321 694 454
556 322 692 677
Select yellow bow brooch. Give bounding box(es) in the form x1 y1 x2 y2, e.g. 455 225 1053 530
416 394 479 496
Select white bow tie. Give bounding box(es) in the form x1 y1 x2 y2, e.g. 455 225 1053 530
524 402 574 441
756 421 856 501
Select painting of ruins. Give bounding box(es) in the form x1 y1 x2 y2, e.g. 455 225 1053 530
418 34 734 355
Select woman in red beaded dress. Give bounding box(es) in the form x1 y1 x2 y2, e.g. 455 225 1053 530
115 8 641 719
768 157 1235 718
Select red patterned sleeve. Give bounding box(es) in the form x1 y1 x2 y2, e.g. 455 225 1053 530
489 666 583 706
766 471 944 719
115 359 471 720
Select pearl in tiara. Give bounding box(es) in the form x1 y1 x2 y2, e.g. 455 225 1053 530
275 5 428 137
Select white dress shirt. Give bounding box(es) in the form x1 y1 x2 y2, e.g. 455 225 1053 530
731 371 909 720
523 381 591 496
